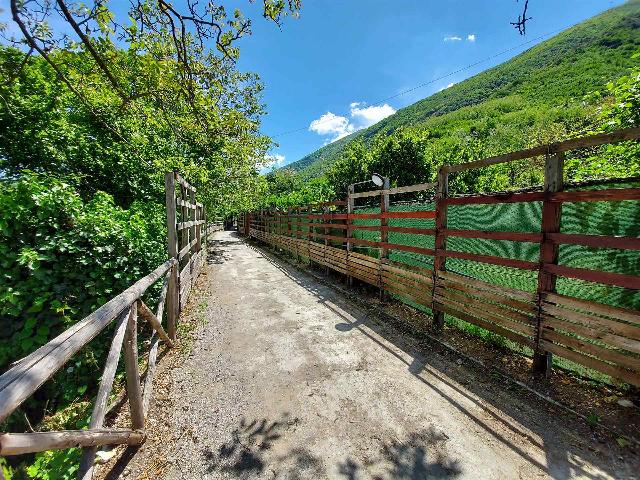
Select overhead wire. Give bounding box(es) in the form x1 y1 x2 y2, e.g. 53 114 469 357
270 23 574 139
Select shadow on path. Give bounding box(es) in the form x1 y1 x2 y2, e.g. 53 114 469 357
243 239 623 480
201 413 326 479
201 414 462 480
207 232 240 265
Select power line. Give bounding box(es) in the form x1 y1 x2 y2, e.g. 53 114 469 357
270 24 572 139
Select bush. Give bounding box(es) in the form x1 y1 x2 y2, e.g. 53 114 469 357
0 173 166 434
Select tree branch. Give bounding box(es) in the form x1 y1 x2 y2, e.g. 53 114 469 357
511 0 532 35
10 0 125 141
55 0 130 101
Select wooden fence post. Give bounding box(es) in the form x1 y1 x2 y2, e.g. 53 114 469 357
379 178 390 300
272 208 276 247
287 207 292 258
202 205 207 247
260 209 264 240
78 306 130 480
323 205 330 275
196 203 202 253
123 306 144 430
533 152 564 375
301 206 307 259
308 206 315 267
188 188 197 283
164 172 178 340
180 184 190 269
296 206 302 262
432 168 449 330
347 185 354 287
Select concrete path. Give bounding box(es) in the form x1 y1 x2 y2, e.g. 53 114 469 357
141 231 633 479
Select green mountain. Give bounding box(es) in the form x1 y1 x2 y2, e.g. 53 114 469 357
285 0 640 179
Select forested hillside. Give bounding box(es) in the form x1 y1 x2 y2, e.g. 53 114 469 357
284 0 640 181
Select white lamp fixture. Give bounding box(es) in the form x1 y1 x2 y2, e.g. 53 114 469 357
371 173 385 187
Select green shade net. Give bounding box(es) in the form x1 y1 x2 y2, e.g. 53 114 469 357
347 180 640 311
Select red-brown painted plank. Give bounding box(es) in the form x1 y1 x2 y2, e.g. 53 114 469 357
381 210 436 219
383 243 436 256
349 225 382 232
444 192 545 206
385 226 436 235
351 237 380 247
443 229 541 243
344 225 436 235
543 264 640 290
551 188 640 203
315 223 347 230
348 213 381 220
547 233 640 250
437 250 539 270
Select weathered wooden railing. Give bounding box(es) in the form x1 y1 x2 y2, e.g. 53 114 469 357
241 127 640 387
0 172 221 476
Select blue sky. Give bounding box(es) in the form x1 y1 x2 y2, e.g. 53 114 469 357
229 0 624 169
0 0 625 169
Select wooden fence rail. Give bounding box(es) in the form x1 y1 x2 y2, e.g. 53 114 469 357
0 172 222 477
242 127 640 387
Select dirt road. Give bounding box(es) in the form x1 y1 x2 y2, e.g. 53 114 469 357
129 230 634 479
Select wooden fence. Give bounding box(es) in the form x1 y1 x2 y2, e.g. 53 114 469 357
0 172 222 475
240 127 640 387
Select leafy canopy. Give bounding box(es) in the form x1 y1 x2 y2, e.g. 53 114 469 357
3 0 300 216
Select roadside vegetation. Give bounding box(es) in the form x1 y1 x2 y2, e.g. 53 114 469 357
270 1 640 203
0 1 639 478
262 56 639 205
0 1 299 477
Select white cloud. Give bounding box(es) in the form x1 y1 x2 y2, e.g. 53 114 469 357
263 153 286 169
309 112 353 140
308 102 396 143
445 34 476 43
439 82 456 92
350 103 396 127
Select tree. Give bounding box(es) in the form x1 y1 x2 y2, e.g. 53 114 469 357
2 1 301 216
7 1 300 122
566 54 640 181
327 140 371 196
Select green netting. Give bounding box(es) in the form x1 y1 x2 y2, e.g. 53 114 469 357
438 201 540 292
555 180 640 309
350 201 435 310
388 202 435 270
267 180 640 313
449 258 539 292
352 202 436 268
556 277 640 311
448 201 542 232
